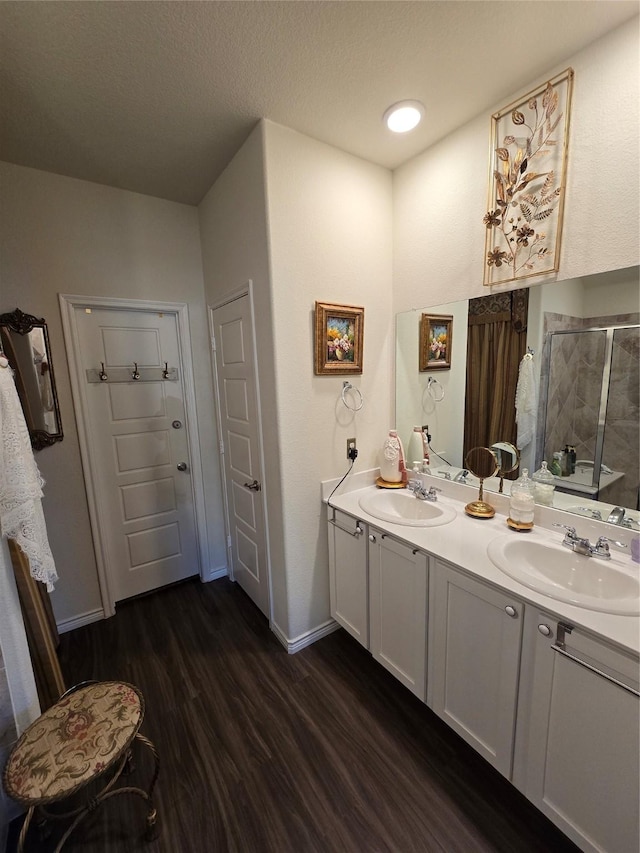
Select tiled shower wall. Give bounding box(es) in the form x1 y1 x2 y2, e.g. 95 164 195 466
542 313 639 509
599 326 640 509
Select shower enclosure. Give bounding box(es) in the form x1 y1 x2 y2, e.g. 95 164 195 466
541 323 639 509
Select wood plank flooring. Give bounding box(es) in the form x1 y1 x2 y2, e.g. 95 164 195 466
9 578 579 852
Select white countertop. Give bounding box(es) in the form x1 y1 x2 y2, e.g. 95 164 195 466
323 470 640 656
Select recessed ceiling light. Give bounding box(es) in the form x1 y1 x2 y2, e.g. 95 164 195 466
383 100 424 133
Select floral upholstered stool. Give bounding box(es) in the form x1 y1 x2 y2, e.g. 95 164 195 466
3 681 159 852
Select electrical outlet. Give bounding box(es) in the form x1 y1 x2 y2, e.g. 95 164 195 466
346 437 357 459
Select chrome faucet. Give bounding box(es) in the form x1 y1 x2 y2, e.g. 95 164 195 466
436 469 451 480
407 480 441 502
453 469 470 483
553 524 627 560
607 506 626 525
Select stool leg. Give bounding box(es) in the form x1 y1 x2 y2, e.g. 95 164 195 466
123 747 136 775
17 807 34 853
135 733 160 841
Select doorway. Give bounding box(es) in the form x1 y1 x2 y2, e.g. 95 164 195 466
210 290 270 617
60 295 209 615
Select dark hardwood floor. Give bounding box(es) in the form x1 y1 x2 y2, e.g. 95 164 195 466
10 578 579 852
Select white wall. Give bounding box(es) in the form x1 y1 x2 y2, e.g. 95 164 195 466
396 300 469 468
264 121 393 641
197 122 291 635
393 19 640 314
0 162 222 623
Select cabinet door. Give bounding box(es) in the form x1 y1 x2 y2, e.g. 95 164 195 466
514 609 640 853
369 531 428 700
328 510 368 647
428 560 523 777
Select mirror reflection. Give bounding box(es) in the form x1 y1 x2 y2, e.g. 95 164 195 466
0 308 63 450
396 266 639 527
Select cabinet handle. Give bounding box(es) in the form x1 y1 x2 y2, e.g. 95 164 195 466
551 644 640 697
368 534 376 543
538 624 552 637
328 518 363 538
505 605 518 618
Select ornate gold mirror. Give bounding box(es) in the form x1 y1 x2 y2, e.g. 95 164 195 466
0 308 63 450
464 446 499 518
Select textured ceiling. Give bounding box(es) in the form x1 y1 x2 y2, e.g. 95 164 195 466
1 1 637 205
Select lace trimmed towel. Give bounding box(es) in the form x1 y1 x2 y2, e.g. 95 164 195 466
515 352 537 451
0 363 58 591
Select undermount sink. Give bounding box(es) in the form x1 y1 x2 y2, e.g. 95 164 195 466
358 488 457 527
487 533 639 615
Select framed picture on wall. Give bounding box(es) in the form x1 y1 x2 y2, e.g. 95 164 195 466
314 302 364 375
419 313 453 371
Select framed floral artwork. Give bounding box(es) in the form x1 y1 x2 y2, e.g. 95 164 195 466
483 68 574 286
314 302 364 375
420 313 452 371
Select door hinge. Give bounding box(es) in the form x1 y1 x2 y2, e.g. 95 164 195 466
211 334 216 352
219 439 224 454
227 534 232 548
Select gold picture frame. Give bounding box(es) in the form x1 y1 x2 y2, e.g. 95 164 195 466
419 313 453 371
483 68 574 286
314 302 364 375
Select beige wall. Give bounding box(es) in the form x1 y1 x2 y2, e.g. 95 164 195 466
0 162 222 624
393 19 640 314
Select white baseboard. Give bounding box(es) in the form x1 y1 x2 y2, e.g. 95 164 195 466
202 565 228 583
271 618 341 654
56 607 104 635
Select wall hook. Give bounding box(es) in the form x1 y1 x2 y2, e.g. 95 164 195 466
99 362 108 381
131 362 140 380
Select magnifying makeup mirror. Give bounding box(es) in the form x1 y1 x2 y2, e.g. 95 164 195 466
464 446 499 518
490 441 520 493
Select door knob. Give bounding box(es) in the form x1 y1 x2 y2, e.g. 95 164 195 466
177 462 188 471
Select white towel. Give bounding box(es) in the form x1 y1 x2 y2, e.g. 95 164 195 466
515 352 537 450
0 364 58 591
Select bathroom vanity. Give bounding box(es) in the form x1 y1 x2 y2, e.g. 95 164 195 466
324 472 639 853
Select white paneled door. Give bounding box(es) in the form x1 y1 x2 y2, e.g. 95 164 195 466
75 307 199 603
211 295 269 616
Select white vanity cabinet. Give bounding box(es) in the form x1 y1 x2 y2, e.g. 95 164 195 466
327 509 369 647
428 559 523 777
513 608 640 853
368 529 428 701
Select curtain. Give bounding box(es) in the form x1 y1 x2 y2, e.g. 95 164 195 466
463 289 528 465
8 539 65 711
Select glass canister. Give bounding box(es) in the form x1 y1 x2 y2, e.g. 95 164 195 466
532 461 556 506
507 468 535 531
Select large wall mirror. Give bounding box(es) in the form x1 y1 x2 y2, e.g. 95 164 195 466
0 308 63 450
396 266 639 528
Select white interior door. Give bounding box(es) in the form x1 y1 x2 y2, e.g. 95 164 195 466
75 306 199 603
211 295 269 616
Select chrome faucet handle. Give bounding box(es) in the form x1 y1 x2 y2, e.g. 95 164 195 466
437 469 451 480
594 535 627 551
426 486 441 501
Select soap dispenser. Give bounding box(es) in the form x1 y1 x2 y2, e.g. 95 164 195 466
507 469 535 531
532 461 555 506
